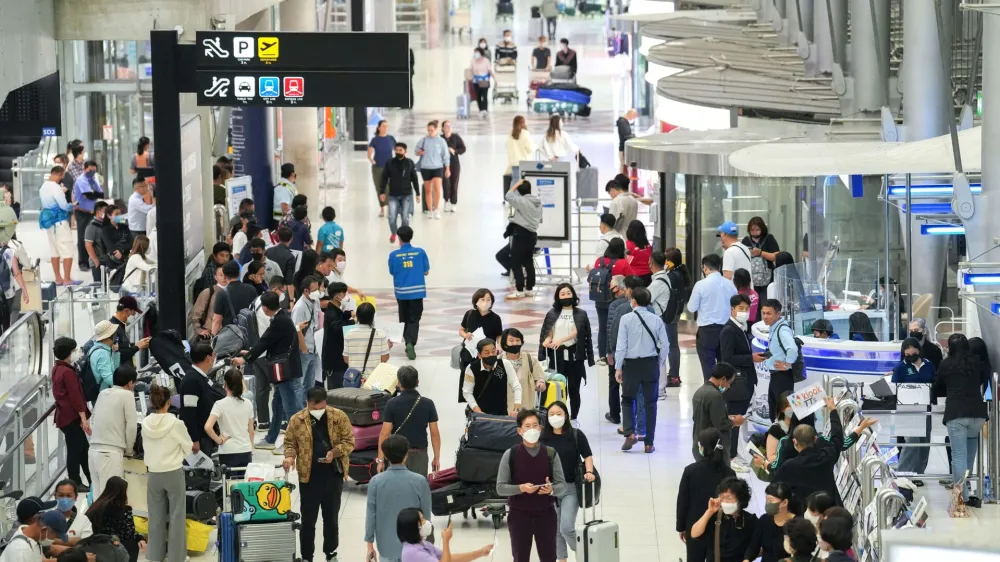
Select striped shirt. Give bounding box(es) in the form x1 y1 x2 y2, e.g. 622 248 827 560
344 325 391 378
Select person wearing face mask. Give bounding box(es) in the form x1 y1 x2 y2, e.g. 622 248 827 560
496 30 517 61
781 517 819 562
246 238 283 288
690 477 758 562
539 401 595 562
379 142 422 243
908 317 943 368
802 491 835 530
720 294 762 465
441 121 466 212
892 338 936 485
606 275 644 430
463 339 523 416
99 205 134 286
72 158 105 272
52 338 92 493
613 287 666 452
83 200 110 283
810 319 838 340
2 498 68 562
816 508 855 562
496 410 567 562
188 262 223 342
367 436 434 562
554 38 576 77
292 275 325 398
688 254 738 381
692 362 744 464
542 283 595 423
39 164 76 287
282 387 355 562
460 288 504 344
242 260 267 295
502 328 547 410
178 343 225 455
476 38 491 59
677 428 736 562
52 479 92 545
140 385 192 562
767 397 845 505
469 48 494 117
398 510 493 562
89 320 122 392
743 482 796 562
109 296 150 366
322 282 354 390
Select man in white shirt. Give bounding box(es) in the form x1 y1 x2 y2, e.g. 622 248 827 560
594 213 624 260
606 178 637 235
88 367 138 499
53 479 92 546
38 165 75 286
292 275 323 401
126 177 155 236
0 497 64 562
718 221 752 280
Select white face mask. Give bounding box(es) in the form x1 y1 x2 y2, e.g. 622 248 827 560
721 502 739 515
804 511 821 525
479 42 487 48
419 520 433 538
309 291 322 303
473 52 481 59
548 415 565 429
309 409 324 420
735 311 750 323
336 261 347 274
477 299 491 312
522 428 541 444
783 408 794 420
70 349 84 363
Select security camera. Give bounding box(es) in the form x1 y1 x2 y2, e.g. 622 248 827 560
174 25 185 36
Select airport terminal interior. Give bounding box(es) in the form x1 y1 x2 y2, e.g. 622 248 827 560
4 0 1000 560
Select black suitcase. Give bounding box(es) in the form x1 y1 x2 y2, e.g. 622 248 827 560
465 413 520 452
531 5 541 17
348 449 379 483
456 439 505 483
185 490 218 521
431 482 494 516
497 1 514 14
328 388 391 427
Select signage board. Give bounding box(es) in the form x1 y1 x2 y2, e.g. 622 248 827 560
196 71 409 107
226 176 253 220
180 115 204 266
195 32 409 71
787 383 827 419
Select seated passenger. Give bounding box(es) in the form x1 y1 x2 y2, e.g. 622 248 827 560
810 319 839 340
848 311 878 342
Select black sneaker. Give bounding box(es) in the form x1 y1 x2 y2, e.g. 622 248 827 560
256 422 270 431
967 496 983 508
326 553 339 562
666 377 682 388
280 422 288 434
76 484 90 494
604 413 621 425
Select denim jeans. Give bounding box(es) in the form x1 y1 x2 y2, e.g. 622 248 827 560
299 351 318 405
556 487 579 559
387 195 413 235
946 417 985 500
635 386 646 436
265 378 303 444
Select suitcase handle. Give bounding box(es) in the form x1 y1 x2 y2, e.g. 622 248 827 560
582 479 600 524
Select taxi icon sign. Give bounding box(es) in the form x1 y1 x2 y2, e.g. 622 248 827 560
257 37 279 61
259 77 280 98
283 77 304 98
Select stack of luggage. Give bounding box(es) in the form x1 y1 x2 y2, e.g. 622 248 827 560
328 387 392 484
533 83 593 117
218 478 299 562
430 413 522 516
526 69 551 107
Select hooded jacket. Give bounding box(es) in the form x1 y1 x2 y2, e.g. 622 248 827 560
141 412 194 473
505 188 542 233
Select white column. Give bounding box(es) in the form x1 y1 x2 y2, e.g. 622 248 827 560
850 0 890 111
279 0 320 216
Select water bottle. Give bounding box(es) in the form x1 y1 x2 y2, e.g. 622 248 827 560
985 475 992 501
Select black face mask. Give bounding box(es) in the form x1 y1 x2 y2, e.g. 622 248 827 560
909 331 923 340
504 343 522 354
395 153 405 160
904 354 920 364
252 252 264 262
557 297 574 308
482 355 498 368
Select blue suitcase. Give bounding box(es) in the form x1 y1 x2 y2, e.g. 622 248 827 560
217 512 237 562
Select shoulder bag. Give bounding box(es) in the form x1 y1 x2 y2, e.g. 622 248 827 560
451 310 475 370
343 328 376 388
391 396 422 435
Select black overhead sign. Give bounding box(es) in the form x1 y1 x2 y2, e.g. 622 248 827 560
193 31 410 107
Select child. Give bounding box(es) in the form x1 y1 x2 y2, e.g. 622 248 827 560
317 206 344 253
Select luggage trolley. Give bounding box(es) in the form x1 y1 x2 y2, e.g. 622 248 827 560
493 55 519 104
496 0 514 21
526 69 551 109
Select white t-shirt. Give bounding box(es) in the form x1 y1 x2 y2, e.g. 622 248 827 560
38 180 68 211
553 309 577 347
0 528 41 562
722 242 753 276
210 396 254 454
68 510 93 541
609 194 638 234
292 296 320 354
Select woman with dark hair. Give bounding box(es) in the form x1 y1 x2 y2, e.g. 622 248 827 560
459 288 503 343
293 248 319 291
677 428 737 562
540 401 595 562
969 337 992 395
625 219 652 285
663 247 690 387
765 391 795 463
848 311 878 342
540 284 595 421
744 482 797 562
803 490 835 527
205 369 254 468
397 508 493 561
441 120 466 212
810 319 838 339
733 268 759 322
130 136 153 174
469 47 495 116
691 476 758 562
934 333 989 505
908 318 943 369
593 237 636 278
540 115 579 162
782 517 819 562
742 216 780 300
501 327 546 410
242 260 267 295
892 338 935 484
85 476 145 562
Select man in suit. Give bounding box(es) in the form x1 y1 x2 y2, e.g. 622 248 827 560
719 294 765 464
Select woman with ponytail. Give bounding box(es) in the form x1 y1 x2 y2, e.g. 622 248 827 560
204 369 254 468
677 428 737 562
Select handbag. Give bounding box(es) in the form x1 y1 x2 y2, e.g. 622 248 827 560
266 352 291 383
451 311 475 370
344 328 376 388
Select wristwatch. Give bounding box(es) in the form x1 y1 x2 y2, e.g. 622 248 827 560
375 458 385 464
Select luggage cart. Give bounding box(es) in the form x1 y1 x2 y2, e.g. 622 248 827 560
492 61 519 104
496 0 514 21
450 7 471 37
526 69 550 108
464 495 508 529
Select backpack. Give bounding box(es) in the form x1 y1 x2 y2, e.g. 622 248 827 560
212 291 250 359
776 324 807 383
237 303 262 348
76 534 130 562
746 239 772 287
77 341 103 403
656 268 687 324
587 258 617 304
0 245 10 295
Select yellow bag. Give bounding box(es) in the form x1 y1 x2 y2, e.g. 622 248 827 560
363 362 398 393
133 516 215 552
356 295 376 310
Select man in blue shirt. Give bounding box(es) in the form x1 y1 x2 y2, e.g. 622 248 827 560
317 206 344 253
687 254 737 381
72 159 104 272
388 226 430 360
614 287 668 453
761 298 799 421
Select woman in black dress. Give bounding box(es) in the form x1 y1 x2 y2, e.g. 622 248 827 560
441 120 466 212
85 476 145 562
743 482 797 562
691 476 758 562
677 428 736 562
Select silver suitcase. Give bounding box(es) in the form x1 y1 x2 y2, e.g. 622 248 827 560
576 167 599 200
237 521 298 562
575 482 619 561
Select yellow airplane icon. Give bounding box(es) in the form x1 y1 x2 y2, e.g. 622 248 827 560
258 37 279 61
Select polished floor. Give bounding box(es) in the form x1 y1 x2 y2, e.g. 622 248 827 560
12 1 991 560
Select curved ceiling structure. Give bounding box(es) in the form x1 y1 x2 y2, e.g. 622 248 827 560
639 16 773 43
646 38 806 77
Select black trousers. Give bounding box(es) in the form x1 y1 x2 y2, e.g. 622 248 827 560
549 348 586 420
496 243 512 274
299 475 344 560
545 16 557 39
443 165 461 204
510 228 537 292
695 324 724 381
665 322 681 383
621 357 659 445
217 452 252 469
74 209 93 269
474 84 489 111
685 534 709 562
607 362 621 422
768 370 795 421
252 359 271 425
596 305 609 357
397 298 424 345
61 419 91 487
725 398 752 459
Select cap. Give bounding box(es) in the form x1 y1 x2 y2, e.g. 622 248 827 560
39 510 69 542
92 320 118 342
716 221 738 236
15 497 56 524
117 296 140 312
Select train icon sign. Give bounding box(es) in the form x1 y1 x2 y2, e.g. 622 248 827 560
283 77 304 98
258 77 280 98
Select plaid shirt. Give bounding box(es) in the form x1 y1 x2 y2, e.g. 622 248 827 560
66 159 85 189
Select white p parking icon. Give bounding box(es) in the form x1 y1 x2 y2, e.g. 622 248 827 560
233 36 254 60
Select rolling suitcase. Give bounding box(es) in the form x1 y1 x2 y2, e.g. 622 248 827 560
431 481 493 516
230 481 298 523
236 521 298 562
456 438 505 483
217 512 237 562
353 424 381 451
465 413 521 452
327 387 390 426
576 481 619 561
349 449 379 483
457 94 471 119
428 467 459 490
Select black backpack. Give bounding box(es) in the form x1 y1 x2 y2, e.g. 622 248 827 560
776 324 807 383
76 534 130 562
77 341 102 403
656 268 687 324
587 258 617 304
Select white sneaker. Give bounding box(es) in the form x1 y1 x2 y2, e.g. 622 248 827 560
444 202 451 213
434 211 442 219
524 290 536 297
449 204 456 213
254 440 276 450
505 291 525 300
596 358 607 367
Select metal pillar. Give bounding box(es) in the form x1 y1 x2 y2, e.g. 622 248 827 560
279 0 320 214
815 0 847 74
850 0 890 111
787 0 814 42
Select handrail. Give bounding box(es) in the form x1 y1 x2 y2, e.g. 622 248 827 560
0 311 44 382
0 404 56 460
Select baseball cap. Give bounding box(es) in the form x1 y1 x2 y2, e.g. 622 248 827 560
39 510 69 542
16 497 56 524
716 221 738 236
117 296 140 312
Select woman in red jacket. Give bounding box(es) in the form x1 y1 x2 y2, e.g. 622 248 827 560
593 238 636 278
52 336 92 491
625 220 653 285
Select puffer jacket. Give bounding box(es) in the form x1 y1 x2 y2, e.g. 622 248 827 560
283 406 355 483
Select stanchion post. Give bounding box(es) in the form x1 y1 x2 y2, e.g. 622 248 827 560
875 488 906 557
861 456 889 508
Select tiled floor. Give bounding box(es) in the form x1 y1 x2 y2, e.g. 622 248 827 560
13 0 995 560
